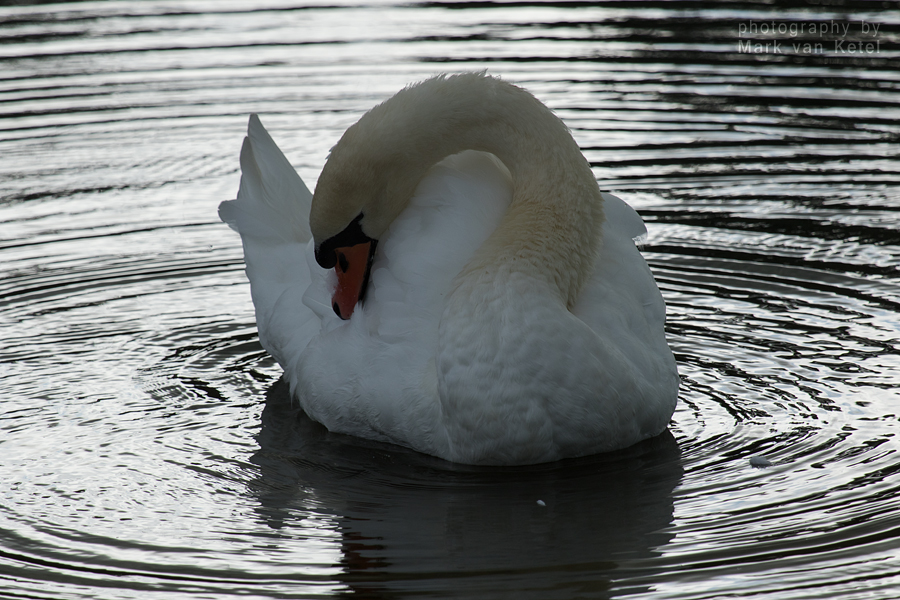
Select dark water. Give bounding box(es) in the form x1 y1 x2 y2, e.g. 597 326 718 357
2 1 900 598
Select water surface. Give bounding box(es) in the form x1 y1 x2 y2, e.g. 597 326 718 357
2 1 900 598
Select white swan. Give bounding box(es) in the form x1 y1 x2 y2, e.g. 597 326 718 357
219 73 679 465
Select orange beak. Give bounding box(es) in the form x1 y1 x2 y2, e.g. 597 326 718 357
332 240 376 320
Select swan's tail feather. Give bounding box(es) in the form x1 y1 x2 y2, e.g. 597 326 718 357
222 114 313 243
219 115 318 370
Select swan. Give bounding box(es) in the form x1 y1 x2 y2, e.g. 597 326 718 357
219 73 679 465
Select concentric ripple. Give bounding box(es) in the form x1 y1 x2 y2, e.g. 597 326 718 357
2 1 899 598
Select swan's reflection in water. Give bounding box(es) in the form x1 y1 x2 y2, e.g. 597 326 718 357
250 379 683 597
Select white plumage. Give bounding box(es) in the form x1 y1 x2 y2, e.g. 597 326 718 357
220 74 679 465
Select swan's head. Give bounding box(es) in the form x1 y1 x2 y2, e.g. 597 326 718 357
310 86 445 320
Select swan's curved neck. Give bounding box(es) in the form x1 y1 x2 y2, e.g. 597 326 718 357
315 74 604 304
420 77 604 304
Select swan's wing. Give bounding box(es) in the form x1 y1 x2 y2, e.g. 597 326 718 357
219 114 312 243
218 115 317 370
601 191 648 246
574 192 673 387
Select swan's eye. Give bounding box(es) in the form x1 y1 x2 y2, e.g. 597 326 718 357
337 252 349 273
314 213 370 270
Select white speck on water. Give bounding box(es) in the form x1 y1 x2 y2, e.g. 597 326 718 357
536 499 546 507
